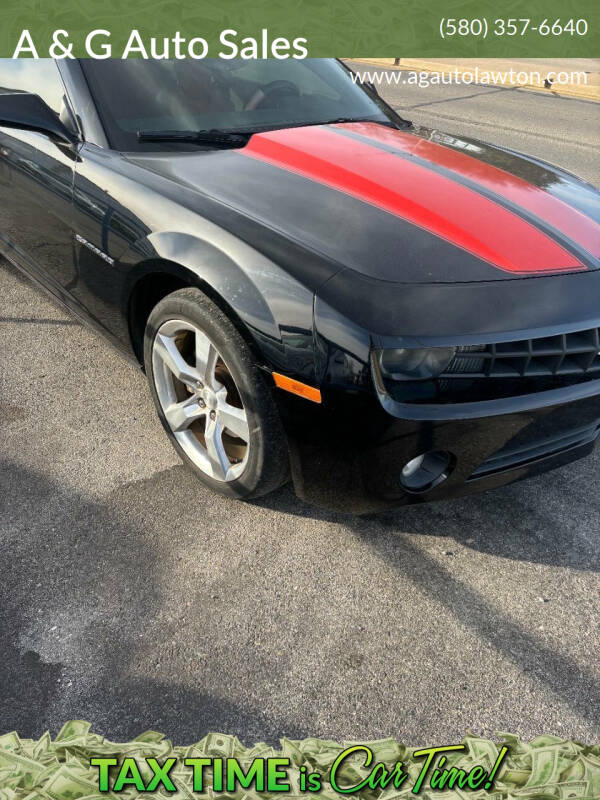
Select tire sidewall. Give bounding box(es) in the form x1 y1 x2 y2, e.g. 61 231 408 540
144 288 288 499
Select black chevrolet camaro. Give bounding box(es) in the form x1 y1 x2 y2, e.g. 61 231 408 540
1 58 599 512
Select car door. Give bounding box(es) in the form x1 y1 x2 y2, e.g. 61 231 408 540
0 59 78 293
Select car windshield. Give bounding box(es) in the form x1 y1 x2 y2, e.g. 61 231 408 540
80 58 400 150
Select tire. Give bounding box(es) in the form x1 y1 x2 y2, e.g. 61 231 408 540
144 287 289 500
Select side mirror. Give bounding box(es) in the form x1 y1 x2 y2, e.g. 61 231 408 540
0 92 77 145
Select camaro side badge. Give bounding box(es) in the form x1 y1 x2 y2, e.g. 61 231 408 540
75 234 115 266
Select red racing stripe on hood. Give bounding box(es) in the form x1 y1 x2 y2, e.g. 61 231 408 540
243 126 584 275
340 121 600 259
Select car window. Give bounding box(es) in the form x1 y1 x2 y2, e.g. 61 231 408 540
225 60 340 101
0 59 66 117
80 58 397 151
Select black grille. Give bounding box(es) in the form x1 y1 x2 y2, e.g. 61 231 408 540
443 328 600 380
469 419 600 478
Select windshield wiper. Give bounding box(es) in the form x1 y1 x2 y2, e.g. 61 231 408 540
137 129 251 148
137 115 410 147
262 116 409 131
322 116 379 124
320 116 410 129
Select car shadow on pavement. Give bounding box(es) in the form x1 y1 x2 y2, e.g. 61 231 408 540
255 475 600 730
2 457 598 743
255 450 600 575
346 521 600 730
0 460 310 744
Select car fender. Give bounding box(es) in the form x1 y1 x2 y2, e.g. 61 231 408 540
119 230 318 381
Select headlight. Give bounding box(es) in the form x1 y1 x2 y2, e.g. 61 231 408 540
377 346 456 381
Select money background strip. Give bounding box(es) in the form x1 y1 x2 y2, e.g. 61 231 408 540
0 722 599 799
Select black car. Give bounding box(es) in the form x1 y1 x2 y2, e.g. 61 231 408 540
1 58 599 513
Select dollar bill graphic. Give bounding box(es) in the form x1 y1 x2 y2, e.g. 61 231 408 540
1 723 598 800
37 766 98 800
0 734 21 754
527 747 562 787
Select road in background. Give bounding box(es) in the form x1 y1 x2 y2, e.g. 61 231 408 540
349 58 600 101
346 59 600 185
1 77 599 746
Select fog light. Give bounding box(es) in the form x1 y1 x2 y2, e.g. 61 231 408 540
400 451 454 493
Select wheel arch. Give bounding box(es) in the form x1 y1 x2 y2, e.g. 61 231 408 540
121 231 286 366
127 258 268 367
121 230 317 383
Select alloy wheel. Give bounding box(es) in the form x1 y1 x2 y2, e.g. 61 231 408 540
152 319 250 481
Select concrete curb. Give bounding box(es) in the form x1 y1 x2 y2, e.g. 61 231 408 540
348 58 600 102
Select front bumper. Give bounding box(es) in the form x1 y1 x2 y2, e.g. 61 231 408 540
277 381 600 514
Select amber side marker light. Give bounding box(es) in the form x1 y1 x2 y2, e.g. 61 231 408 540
272 372 322 404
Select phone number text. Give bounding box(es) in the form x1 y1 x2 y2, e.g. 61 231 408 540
439 18 589 39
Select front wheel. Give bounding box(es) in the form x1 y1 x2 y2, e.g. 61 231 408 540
144 287 289 499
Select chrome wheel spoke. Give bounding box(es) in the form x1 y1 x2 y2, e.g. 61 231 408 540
219 401 249 442
154 333 201 387
196 330 219 389
152 318 249 483
204 419 230 480
164 396 206 433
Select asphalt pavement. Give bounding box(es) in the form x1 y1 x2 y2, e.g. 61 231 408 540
1 76 599 746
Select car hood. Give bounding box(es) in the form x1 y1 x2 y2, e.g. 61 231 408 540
125 122 600 285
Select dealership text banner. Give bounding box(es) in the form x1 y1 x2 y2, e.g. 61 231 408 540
2 0 599 58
